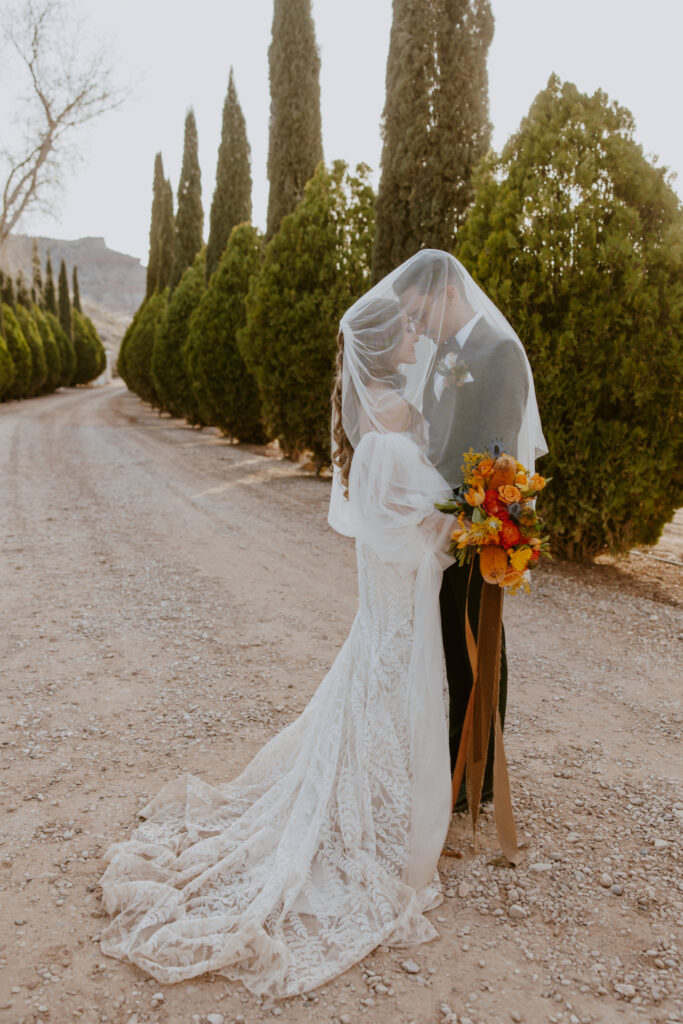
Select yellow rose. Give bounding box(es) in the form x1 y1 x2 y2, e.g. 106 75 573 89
515 471 528 486
498 484 522 505
530 473 546 490
465 485 485 507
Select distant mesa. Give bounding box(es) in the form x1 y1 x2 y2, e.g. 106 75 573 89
3 234 146 353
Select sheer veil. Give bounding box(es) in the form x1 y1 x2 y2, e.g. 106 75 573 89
329 249 547 535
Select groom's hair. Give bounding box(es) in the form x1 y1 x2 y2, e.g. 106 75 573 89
393 249 465 300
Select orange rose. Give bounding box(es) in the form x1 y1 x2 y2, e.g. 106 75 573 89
498 484 522 504
530 473 546 490
465 485 485 507
488 454 517 489
479 546 509 584
515 471 528 486
477 458 494 478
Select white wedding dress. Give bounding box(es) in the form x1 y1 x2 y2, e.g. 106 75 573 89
99 430 454 998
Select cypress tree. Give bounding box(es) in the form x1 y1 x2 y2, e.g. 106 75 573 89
46 311 76 386
15 271 31 307
58 259 72 340
0 271 16 307
72 310 106 385
266 0 323 240
206 69 253 280
0 304 16 400
32 305 62 393
156 179 175 292
31 239 43 305
152 249 207 420
170 110 204 292
15 305 47 395
241 161 375 462
417 0 493 247
146 153 166 298
1 303 32 399
72 266 82 313
44 254 57 315
123 291 166 406
372 0 494 280
186 224 264 440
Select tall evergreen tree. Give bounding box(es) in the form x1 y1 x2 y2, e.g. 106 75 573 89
15 271 30 307
44 254 57 315
266 0 323 239
170 110 204 291
72 265 82 312
1 303 32 399
31 305 62 393
58 259 72 339
372 0 494 280
206 69 253 280
152 249 206 420
146 152 166 298
156 178 175 292
15 305 46 395
31 238 43 305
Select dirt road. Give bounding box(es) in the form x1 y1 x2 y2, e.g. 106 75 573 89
1 382 681 1024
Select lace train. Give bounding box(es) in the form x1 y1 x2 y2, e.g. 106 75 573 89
99 540 451 998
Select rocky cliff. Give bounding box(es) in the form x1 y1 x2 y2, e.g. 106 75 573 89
1 234 146 354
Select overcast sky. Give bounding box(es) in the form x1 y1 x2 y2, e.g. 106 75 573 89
12 0 683 264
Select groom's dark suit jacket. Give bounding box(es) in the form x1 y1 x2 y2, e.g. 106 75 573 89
422 316 529 800
422 317 529 484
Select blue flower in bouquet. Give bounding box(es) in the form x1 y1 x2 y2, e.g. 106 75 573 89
507 502 522 522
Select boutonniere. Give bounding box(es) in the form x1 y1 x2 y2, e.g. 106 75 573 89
435 351 474 388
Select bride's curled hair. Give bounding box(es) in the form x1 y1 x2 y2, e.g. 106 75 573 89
331 329 353 498
331 298 407 498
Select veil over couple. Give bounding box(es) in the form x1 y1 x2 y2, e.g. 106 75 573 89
99 250 546 998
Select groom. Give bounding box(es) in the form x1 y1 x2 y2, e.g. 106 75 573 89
394 251 529 812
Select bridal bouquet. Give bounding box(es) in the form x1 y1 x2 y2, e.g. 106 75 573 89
436 447 551 593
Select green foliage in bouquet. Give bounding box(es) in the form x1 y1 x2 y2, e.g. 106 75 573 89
152 248 206 422
457 76 683 560
1 303 32 399
185 224 265 442
46 311 76 386
15 305 47 396
31 305 62 393
240 161 375 464
124 291 167 406
72 309 105 385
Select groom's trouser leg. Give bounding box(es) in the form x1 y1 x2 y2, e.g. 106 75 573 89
440 561 508 801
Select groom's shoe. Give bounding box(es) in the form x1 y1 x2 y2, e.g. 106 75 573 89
453 784 493 815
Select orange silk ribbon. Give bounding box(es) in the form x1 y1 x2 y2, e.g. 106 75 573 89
447 560 522 866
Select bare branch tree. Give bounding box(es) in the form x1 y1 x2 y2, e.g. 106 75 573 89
0 0 128 248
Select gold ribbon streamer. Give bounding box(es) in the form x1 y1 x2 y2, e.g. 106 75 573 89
447 557 522 866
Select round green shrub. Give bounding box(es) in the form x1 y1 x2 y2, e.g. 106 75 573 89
125 291 167 406
1 304 32 399
15 305 47 396
185 224 265 442
240 161 375 463
152 248 206 423
456 76 683 559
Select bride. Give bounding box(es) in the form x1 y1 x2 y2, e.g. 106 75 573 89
97 258 460 999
